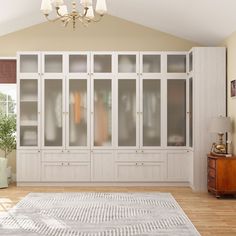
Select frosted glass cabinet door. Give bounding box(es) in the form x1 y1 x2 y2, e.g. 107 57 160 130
167 55 186 73
93 80 112 147
20 55 39 74
118 55 136 73
19 79 38 147
69 55 88 73
142 55 161 73
69 80 88 147
93 55 112 73
118 80 137 147
44 55 63 73
142 80 161 146
167 80 186 146
44 79 63 147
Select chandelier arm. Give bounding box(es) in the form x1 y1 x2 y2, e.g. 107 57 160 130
76 16 89 27
44 14 64 23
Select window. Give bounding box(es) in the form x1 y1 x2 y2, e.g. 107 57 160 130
0 84 16 116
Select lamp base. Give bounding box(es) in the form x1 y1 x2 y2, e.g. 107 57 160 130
211 142 227 155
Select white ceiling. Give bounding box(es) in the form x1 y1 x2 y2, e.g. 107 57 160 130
0 0 236 45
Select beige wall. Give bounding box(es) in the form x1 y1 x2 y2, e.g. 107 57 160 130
0 15 198 56
222 32 236 154
0 15 198 176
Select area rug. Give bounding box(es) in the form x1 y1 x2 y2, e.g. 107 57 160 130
0 192 200 236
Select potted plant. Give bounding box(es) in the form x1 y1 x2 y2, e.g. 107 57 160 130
0 113 16 188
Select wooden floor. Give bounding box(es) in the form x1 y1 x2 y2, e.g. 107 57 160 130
1 185 236 235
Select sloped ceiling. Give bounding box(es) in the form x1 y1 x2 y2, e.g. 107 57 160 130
0 0 236 45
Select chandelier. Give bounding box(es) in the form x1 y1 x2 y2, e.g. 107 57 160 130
40 0 107 29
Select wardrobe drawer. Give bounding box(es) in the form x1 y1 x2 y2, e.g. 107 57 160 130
42 150 90 162
116 150 164 162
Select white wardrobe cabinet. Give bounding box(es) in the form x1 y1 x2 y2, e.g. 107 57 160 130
16 49 225 190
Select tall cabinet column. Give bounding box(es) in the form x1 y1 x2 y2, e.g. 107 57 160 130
17 52 41 182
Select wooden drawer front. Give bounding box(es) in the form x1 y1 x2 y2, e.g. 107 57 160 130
208 168 216 178
208 177 216 189
41 162 90 182
42 151 90 162
208 158 216 169
116 162 165 182
116 150 164 162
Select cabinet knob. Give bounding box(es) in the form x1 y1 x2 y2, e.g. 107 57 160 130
61 163 64 166
135 163 138 166
38 150 40 153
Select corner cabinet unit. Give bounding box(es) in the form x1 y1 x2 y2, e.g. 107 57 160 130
16 49 226 188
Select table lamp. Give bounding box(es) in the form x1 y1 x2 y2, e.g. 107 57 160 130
209 116 231 154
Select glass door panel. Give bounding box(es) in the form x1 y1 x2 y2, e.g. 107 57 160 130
189 52 193 72
143 55 161 73
44 79 63 147
94 80 112 146
69 55 87 73
189 78 193 147
118 80 136 146
93 55 112 73
167 79 186 146
44 55 63 73
20 55 38 73
118 55 136 73
167 55 186 73
19 79 38 147
69 80 88 147
143 80 161 146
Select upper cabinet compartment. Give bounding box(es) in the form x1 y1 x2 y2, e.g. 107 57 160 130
92 53 113 74
118 53 138 75
167 54 186 73
141 53 161 74
18 53 40 77
68 53 88 74
43 53 64 75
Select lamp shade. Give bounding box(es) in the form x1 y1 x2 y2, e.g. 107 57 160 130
80 0 92 7
40 0 52 14
209 116 231 133
86 6 95 19
58 5 68 16
52 0 64 7
96 0 107 15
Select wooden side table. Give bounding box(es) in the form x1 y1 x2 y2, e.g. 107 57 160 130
207 154 236 198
